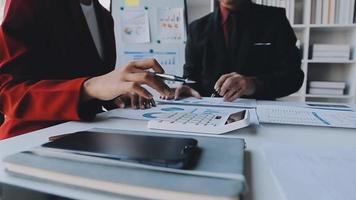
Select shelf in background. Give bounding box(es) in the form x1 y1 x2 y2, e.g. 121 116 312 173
309 24 356 29
292 24 356 29
286 93 304 98
292 24 307 29
306 94 354 99
307 59 356 64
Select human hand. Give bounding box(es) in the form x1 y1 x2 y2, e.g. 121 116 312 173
214 72 256 102
82 59 171 101
115 93 156 109
161 85 202 100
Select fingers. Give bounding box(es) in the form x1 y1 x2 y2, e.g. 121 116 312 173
172 86 202 100
138 97 156 109
130 93 139 109
115 97 126 108
224 88 242 102
220 74 244 96
118 93 156 109
214 72 237 91
127 59 165 74
229 91 243 102
158 89 174 100
123 82 153 100
174 86 185 100
189 88 202 99
150 99 156 107
126 72 171 97
138 96 145 109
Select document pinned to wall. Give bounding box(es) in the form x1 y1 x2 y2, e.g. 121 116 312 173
157 8 185 43
122 50 180 75
124 0 140 7
120 9 150 43
262 143 356 200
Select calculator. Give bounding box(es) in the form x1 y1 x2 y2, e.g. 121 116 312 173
148 110 250 134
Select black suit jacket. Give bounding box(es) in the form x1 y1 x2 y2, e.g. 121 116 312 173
184 3 304 99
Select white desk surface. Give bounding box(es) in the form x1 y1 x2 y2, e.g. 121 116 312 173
1 110 356 200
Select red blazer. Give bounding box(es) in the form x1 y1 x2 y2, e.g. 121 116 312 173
0 0 116 139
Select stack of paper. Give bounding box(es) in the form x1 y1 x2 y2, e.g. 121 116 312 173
308 81 346 95
311 44 351 60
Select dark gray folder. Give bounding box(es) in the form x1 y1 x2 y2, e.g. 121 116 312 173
4 128 246 200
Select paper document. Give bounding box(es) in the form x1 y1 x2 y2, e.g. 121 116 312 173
257 100 353 111
125 0 140 7
257 105 356 128
107 104 259 125
157 97 257 108
122 50 180 75
120 10 150 43
157 8 185 43
262 143 356 200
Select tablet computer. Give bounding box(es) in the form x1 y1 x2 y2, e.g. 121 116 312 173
41 131 199 169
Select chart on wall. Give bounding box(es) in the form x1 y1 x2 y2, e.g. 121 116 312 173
121 50 180 74
119 9 151 43
157 8 185 43
112 0 187 77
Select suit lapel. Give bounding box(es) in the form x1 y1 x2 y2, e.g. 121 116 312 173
68 0 103 66
93 0 116 67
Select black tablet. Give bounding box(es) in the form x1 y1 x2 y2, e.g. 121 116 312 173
42 131 199 169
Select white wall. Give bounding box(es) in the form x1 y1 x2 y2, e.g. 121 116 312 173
0 0 5 23
186 0 212 24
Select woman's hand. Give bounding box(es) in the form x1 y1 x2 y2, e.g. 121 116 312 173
82 59 171 102
114 93 156 109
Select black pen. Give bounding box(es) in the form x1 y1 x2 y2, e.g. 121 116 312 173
154 73 196 84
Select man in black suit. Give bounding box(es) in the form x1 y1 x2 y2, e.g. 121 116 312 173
172 0 304 101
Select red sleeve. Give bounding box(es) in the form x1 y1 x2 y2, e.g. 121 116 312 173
0 0 99 122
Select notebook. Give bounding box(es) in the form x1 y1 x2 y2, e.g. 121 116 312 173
4 128 247 200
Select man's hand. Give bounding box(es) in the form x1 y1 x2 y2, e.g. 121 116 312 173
215 72 256 102
82 59 171 102
162 85 202 100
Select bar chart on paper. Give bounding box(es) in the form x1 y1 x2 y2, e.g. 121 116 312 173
123 51 179 74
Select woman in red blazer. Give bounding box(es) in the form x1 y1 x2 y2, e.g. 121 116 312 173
0 0 171 139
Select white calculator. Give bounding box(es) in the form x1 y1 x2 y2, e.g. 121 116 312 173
148 110 250 134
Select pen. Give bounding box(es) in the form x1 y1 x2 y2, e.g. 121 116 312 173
211 87 221 98
154 73 196 84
